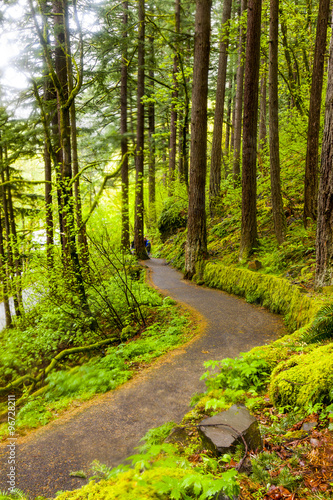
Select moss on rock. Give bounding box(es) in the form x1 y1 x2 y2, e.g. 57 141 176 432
270 343 333 408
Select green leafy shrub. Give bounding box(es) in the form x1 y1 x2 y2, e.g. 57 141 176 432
201 353 270 394
57 442 239 500
157 198 187 242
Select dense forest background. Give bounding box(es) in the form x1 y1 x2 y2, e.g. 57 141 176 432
2 1 333 499
0 0 332 303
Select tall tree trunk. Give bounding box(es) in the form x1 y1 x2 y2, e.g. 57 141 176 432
0 152 19 317
224 74 234 157
184 0 211 279
269 0 285 245
259 57 267 154
148 32 156 227
63 0 88 268
43 76 54 271
315 14 333 288
239 0 262 260
280 15 303 114
303 0 330 227
134 0 148 260
53 0 89 304
41 3 54 272
209 0 232 216
168 0 181 187
0 214 11 328
233 0 247 184
5 162 23 311
121 0 130 249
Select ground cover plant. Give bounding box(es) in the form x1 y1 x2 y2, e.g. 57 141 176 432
0 238 194 439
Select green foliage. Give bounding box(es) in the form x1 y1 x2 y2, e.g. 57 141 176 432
302 304 333 344
139 421 177 452
157 197 187 242
16 397 53 429
201 353 270 394
47 306 186 406
56 441 239 500
251 451 302 491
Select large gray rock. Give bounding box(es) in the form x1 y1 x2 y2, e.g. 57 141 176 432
198 404 262 456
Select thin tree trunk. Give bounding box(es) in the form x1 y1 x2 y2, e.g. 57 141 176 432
304 0 330 226
259 58 267 154
269 0 286 245
280 16 303 114
224 75 233 156
0 214 11 328
233 0 247 184
121 0 130 249
134 0 148 260
239 0 262 260
43 76 54 271
5 161 23 311
184 0 211 279
209 0 233 215
168 0 181 187
0 152 19 317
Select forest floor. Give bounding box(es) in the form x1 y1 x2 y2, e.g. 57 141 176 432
0 258 285 498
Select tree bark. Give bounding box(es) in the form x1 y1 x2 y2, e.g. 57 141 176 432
148 31 156 227
269 0 286 245
315 14 333 288
134 0 148 260
184 0 211 279
209 0 232 215
303 0 330 227
121 0 130 250
0 213 11 328
168 0 181 187
239 0 262 260
233 0 247 184
259 58 267 154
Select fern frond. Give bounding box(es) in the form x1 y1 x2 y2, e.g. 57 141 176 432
302 304 333 343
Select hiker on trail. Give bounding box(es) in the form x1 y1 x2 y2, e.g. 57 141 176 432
144 237 151 255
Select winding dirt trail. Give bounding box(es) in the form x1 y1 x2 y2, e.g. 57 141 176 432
0 259 285 498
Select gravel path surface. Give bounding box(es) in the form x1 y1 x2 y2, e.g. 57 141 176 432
0 259 285 498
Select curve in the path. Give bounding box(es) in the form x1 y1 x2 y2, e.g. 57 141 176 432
0 259 285 498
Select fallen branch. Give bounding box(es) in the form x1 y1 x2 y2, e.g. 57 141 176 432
0 336 119 398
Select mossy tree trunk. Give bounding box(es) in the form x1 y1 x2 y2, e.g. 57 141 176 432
269 0 286 245
232 0 247 185
134 0 149 260
303 0 330 227
184 0 211 279
239 0 262 260
315 13 333 289
121 0 130 250
209 0 232 216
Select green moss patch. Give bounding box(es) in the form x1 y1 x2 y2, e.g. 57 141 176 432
203 262 323 331
270 343 333 408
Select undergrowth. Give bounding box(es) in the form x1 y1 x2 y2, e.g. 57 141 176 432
0 294 192 439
